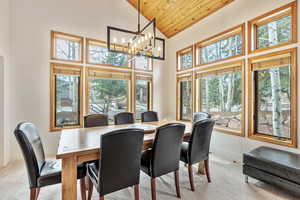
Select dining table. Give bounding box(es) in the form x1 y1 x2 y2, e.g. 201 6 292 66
56 120 205 200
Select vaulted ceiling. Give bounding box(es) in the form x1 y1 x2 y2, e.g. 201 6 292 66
127 0 234 38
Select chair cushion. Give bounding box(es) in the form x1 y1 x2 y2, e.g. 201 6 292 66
140 150 152 176
37 159 86 188
180 142 189 164
243 146 300 185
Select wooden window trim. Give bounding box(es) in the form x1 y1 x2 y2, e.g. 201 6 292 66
176 73 193 121
194 60 245 137
133 57 153 72
50 63 84 131
50 31 84 63
248 48 297 148
86 38 132 69
248 2 297 54
194 24 245 67
176 45 194 72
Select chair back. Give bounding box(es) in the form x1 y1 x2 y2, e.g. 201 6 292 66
14 122 46 188
151 123 185 178
84 114 108 127
193 112 211 123
99 128 144 196
188 119 215 164
114 112 134 125
141 111 159 122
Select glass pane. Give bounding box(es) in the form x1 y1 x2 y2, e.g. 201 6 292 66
199 72 242 131
200 34 242 64
180 81 192 120
55 38 81 61
55 75 80 127
135 80 150 120
255 66 291 139
135 56 150 70
89 78 128 122
257 15 291 49
89 44 129 67
181 52 192 69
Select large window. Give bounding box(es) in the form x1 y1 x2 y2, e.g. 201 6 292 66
51 31 83 63
86 67 132 122
50 64 83 131
248 48 297 147
248 2 297 53
195 60 244 136
195 24 245 66
177 46 193 71
177 73 192 121
135 73 153 120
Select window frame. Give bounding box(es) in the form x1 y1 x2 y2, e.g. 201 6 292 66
248 2 297 54
194 24 245 67
50 31 84 63
194 60 245 136
248 48 297 147
176 73 193 121
50 63 84 131
86 38 132 69
176 45 194 72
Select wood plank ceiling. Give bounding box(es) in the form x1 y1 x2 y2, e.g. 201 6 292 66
127 0 234 38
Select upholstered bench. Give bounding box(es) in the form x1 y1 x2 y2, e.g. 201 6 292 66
243 146 300 195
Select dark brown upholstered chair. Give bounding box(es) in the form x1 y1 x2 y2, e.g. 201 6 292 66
141 111 159 122
180 119 215 191
193 112 211 123
14 122 87 200
84 114 109 127
141 123 185 200
114 112 134 125
87 128 144 200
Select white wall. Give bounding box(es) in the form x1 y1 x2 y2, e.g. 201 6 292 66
8 0 166 161
166 0 300 162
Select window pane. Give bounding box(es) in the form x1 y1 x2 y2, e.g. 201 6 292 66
135 80 150 120
89 44 129 67
199 72 242 131
181 52 192 69
55 75 80 127
89 78 128 122
257 15 291 49
255 66 291 139
200 34 242 64
135 56 150 70
55 38 81 61
180 81 192 120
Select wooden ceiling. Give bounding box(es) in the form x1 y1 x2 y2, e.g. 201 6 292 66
127 0 234 38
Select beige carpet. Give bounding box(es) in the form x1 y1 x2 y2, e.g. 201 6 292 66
0 155 298 200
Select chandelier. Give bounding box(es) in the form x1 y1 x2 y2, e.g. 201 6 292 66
107 0 165 60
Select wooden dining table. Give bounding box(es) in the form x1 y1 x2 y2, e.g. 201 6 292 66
56 120 202 200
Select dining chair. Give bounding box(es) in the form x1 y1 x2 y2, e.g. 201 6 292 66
84 114 109 127
114 112 134 125
141 111 159 122
140 123 185 200
180 119 215 191
14 122 87 200
193 112 211 123
86 128 144 200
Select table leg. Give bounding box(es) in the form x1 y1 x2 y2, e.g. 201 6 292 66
197 161 206 175
62 157 78 200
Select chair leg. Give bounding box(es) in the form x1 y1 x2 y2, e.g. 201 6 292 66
36 188 40 200
80 178 87 200
151 178 156 200
204 159 211 183
99 196 104 200
174 170 181 198
87 177 94 200
30 188 37 200
134 184 140 200
188 165 195 191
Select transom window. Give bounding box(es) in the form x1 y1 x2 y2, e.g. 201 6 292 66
177 73 192 121
177 46 193 71
134 56 152 71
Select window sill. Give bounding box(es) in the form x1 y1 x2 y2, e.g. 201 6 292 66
249 133 297 148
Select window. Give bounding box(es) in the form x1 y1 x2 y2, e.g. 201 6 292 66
248 48 297 147
50 63 83 131
195 24 245 66
86 39 130 68
177 73 192 121
51 31 83 63
177 46 193 71
195 60 245 136
135 73 153 120
86 67 132 122
248 2 297 53
134 56 153 71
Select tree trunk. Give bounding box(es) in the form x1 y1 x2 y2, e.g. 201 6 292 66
225 74 235 112
218 76 225 111
205 77 210 112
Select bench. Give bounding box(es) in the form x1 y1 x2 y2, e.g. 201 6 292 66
243 146 300 195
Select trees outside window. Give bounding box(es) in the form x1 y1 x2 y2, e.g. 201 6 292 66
135 56 152 71
180 80 192 120
177 46 193 71
135 80 150 120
